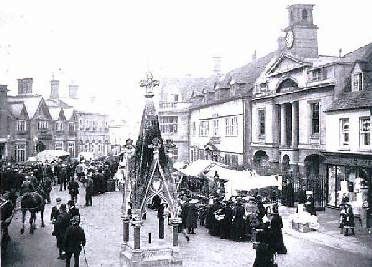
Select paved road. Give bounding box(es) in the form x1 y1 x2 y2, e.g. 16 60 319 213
2 185 372 267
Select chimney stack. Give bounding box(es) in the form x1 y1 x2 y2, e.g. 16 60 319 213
17 78 33 95
0 85 9 138
50 79 60 99
69 84 79 99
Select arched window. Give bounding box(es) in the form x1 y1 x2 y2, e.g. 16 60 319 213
302 9 308 20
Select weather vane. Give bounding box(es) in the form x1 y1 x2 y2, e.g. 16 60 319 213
139 72 159 98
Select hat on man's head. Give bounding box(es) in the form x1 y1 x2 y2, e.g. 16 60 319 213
56 197 62 203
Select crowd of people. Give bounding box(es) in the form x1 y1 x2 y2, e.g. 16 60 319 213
0 156 119 266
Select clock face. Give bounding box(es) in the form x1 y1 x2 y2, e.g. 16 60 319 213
285 31 294 49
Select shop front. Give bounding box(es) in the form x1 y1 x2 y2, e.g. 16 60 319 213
324 152 372 227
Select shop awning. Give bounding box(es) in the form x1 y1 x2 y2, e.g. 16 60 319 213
204 166 258 181
36 150 69 162
179 160 222 177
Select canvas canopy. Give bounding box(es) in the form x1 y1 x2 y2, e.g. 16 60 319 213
36 150 69 162
204 166 258 181
178 160 220 177
79 152 94 161
224 173 280 200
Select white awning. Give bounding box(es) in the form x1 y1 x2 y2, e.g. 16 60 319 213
179 160 221 177
37 150 70 162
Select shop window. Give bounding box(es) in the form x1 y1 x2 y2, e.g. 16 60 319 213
327 165 370 207
258 109 265 137
340 118 350 147
360 117 370 148
352 73 363 92
311 102 320 135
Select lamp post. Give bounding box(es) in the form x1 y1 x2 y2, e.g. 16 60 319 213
121 138 135 246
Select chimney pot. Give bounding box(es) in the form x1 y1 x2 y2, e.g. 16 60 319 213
17 78 33 95
50 79 60 99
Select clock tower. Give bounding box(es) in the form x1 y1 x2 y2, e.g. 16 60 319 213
281 4 319 58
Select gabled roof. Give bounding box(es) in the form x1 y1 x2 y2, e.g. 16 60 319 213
8 94 44 119
48 107 65 121
63 108 74 121
8 102 28 119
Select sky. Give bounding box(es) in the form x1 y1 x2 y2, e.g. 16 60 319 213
1 0 372 123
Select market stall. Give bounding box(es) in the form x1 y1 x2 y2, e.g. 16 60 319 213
36 150 69 163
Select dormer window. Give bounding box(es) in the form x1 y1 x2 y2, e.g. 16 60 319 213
352 72 363 91
311 68 327 81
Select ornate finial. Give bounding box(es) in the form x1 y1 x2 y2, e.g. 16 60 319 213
139 72 159 98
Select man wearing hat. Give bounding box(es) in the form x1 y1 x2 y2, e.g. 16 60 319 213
51 197 62 225
68 200 80 221
64 215 86 267
55 204 71 259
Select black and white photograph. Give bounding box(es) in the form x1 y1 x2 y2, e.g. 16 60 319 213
1 0 372 266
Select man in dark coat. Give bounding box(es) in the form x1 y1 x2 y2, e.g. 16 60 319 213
231 201 246 241
68 200 80 221
253 227 276 267
220 202 233 239
85 176 94 206
68 178 80 204
186 201 198 234
51 197 62 236
269 206 287 254
64 215 86 267
59 166 68 191
55 204 71 259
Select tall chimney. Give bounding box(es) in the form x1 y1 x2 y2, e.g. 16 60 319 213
17 78 33 95
0 85 9 138
69 84 79 99
50 79 60 99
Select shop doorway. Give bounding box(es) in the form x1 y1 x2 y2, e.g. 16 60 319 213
304 154 325 208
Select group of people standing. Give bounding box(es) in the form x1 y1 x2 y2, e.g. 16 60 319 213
51 198 86 267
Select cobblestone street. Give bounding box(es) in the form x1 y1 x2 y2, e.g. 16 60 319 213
2 184 372 267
